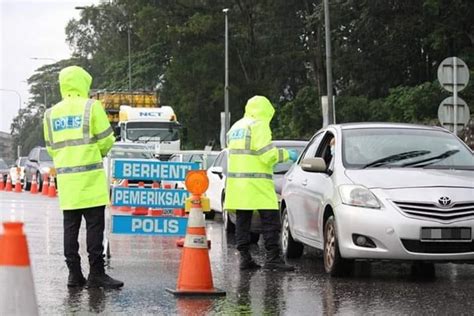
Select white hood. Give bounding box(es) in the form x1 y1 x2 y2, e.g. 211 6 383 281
345 168 474 189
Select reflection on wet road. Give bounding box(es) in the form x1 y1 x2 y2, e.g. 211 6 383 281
1 191 474 315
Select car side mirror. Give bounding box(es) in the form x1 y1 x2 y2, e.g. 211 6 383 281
210 166 224 179
300 158 327 173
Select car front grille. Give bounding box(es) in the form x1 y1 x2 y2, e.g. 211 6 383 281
401 239 474 254
393 201 474 222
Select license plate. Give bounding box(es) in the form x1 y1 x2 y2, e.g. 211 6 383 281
420 227 471 241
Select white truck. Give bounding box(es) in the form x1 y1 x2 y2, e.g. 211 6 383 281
118 105 181 160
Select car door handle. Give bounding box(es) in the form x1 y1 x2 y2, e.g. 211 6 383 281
302 179 308 186
287 176 293 182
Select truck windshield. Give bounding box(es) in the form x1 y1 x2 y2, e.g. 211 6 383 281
126 122 179 142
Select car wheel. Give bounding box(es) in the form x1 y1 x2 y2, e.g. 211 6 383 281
37 172 43 192
23 174 31 191
324 216 354 277
223 208 235 233
281 208 304 258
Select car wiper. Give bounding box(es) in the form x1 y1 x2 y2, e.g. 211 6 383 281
401 149 460 168
362 150 431 169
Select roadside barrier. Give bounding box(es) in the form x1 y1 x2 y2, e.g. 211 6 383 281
30 174 39 194
41 173 49 196
5 174 12 192
132 181 149 215
167 171 225 296
0 175 4 190
48 175 57 198
0 222 39 315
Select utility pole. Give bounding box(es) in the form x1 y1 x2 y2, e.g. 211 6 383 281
323 0 335 125
223 8 230 140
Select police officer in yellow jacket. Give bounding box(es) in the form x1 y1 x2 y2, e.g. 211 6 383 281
224 96 298 271
43 66 123 288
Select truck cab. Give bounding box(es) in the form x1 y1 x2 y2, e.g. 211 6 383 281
118 105 181 159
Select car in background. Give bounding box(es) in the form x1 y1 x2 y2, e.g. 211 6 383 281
166 150 220 188
9 156 28 185
23 147 54 191
0 158 10 183
207 140 308 233
105 142 155 188
280 123 474 277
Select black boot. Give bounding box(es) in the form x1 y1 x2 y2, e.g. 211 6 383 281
239 251 261 271
87 272 124 289
67 263 86 288
264 250 294 272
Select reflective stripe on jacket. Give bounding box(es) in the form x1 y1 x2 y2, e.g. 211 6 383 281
223 96 289 211
43 66 114 210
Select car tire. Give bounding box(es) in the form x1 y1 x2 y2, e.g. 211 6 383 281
23 174 31 191
281 208 304 259
323 215 354 277
223 208 235 233
37 172 43 192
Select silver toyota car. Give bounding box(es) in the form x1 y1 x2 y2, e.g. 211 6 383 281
281 123 474 276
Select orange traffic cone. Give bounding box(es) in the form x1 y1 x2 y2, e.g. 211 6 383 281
118 180 131 212
5 174 12 192
14 170 22 193
167 171 225 296
132 181 148 216
30 174 38 194
48 175 57 198
0 222 39 315
149 181 164 216
0 175 4 190
41 173 49 195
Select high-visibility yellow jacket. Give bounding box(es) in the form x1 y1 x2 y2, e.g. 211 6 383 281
43 66 115 210
224 96 290 211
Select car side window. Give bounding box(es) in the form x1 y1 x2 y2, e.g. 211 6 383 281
300 132 325 162
316 133 335 168
222 151 228 174
213 152 224 167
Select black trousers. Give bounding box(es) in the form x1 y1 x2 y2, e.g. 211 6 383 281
236 210 281 254
63 205 105 274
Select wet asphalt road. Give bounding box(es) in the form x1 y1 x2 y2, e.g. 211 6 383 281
2 191 474 315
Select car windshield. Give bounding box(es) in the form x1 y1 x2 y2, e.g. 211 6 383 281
110 145 154 159
40 150 52 161
342 128 474 170
273 145 306 174
126 122 179 142
19 157 28 166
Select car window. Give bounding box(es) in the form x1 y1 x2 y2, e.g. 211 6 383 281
19 157 28 166
316 133 335 167
274 145 306 174
213 152 225 167
40 149 52 161
221 151 228 174
28 148 38 161
300 132 325 161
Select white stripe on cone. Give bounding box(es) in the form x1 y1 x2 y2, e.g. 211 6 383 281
0 266 38 315
187 208 206 228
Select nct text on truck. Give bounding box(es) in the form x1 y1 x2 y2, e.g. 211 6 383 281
90 91 181 160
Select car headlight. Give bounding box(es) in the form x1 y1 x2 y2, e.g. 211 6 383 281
40 167 51 174
338 185 381 209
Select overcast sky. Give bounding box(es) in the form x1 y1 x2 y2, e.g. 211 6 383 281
0 0 98 133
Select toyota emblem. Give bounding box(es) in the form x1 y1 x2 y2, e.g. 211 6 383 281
438 196 452 207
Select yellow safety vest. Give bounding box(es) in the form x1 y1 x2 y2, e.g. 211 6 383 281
43 66 115 210
224 96 289 211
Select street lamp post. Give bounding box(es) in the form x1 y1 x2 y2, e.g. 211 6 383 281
223 8 230 142
0 88 22 110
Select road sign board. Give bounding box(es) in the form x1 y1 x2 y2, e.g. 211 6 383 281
437 57 470 92
438 96 470 132
113 159 200 181
112 187 189 208
112 215 188 236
